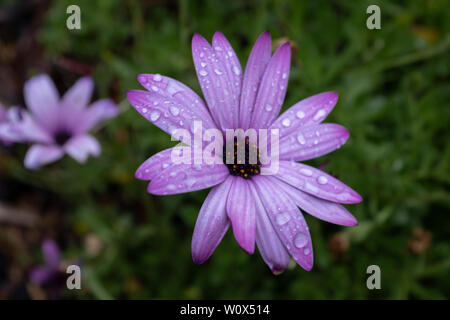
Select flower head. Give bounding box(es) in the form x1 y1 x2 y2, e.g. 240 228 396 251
29 239 63 286
127 31 362 273
14 74 119 169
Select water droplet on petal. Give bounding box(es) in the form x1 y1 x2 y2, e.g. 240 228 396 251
282 72 287 79
282 118 291 127
296 110 305 119
276 213 291 226
313 109 326 121
303 247 310 255
166 184 176 191
214 68 223 75
151 85 159 92
150 110 161 121
300 168 313 176
305 182 319 193
199 70 208 76
153 74 162 82
317 176 328 184
142 108 148 114
170 106 180 116
265 104 273 111
297 133 306 145
232 66 241 75
294 232 308 248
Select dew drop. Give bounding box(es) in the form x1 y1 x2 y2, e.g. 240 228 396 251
282 118 291 127
150 110 161 122
294 232 308 248
300 168 313 176
166 184 176 191
151 85 159 92
153 74 162 82
296 111 305 119
303 247 310 255
313 109 326 121
317 176 328 184
297 133 306 145
170 106 180 116
276 213 291 226
232 65 241 75
214 68 223 75
265 104 273 111
281 72 287 79
199 70 208 76
142 107 148 114
305 182 319 193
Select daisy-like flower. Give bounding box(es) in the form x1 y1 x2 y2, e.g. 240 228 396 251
127 31 362 273
14 74 119 169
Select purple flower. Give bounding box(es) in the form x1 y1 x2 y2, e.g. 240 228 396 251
15 74 119 169
29 239 62 285
127 31 362 273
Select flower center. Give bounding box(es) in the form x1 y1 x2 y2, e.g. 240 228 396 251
223 137 261 179
53 130 72 146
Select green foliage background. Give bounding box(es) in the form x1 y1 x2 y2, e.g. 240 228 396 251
2 0 450 299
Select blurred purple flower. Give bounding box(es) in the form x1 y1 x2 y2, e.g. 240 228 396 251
29 239 62 285
14 74 119 169
127 31 362 274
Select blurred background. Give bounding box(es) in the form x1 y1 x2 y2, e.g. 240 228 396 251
0 0 449 299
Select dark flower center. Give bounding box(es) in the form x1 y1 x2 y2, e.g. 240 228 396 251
223 137 261 179
53 130 72 146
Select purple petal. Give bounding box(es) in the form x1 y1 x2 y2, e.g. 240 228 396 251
127 89 212 137
269 92 338 138
272 178 358 226
61 77 94 111
212 32 242 104
76 98 119 133
239 31 271 130
192 33 238 130
13 109 53 144
136 148 175 181
253 175 314 271
275 161 363 203
278 123 349 161
249 181 290 274
24 144 64 170
64 134 101 163
24 74 60 130
147 162 229 195
250 42 291 129
191 177 233 264
42 239 61 268
226 177 256 254
137 74 216 130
